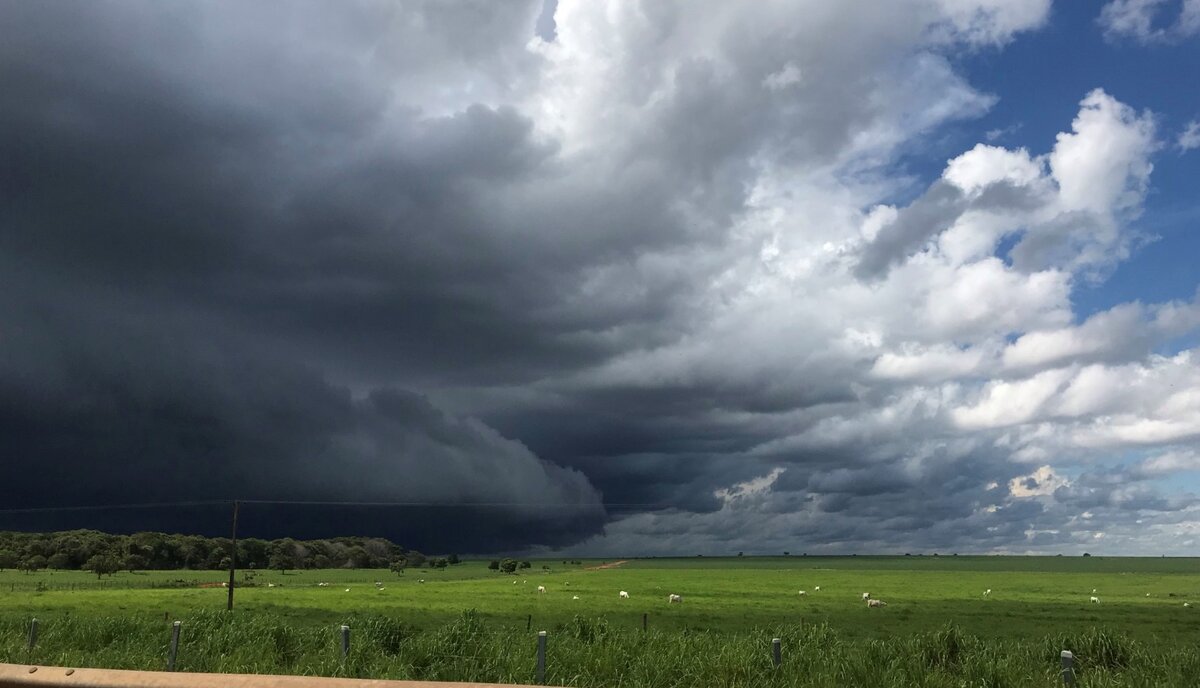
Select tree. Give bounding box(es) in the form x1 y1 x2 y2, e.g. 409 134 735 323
488 560 500 570
269 552 296 574
48 553 72 570
519 561 531 569
389 558 407 575
0 550 17 571
431 558 448 569
124 554 148 572
84 554 120 579
447 553 460 565
313 554 332 569
405 551 427 568
500 558 518 574
24 555 48 572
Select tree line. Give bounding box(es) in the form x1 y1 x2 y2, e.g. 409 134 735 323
0 530 453 577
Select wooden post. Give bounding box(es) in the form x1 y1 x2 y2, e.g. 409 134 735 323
167 621 181 671
642 612 647 631
227 500 239 611
27 618 38 651
1060 650 1075 686
535 631 547 684
340 625 350 660
526 614 532 632
772 637 782 668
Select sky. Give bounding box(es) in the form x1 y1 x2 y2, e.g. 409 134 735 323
2 0 1200 556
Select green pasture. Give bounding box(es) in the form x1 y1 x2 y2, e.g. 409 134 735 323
2 556 1198 641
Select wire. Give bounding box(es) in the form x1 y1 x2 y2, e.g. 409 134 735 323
0 500 230 514
0 497 674 515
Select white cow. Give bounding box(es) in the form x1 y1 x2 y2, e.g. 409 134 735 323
619 591 630 599
344 588 350 592
538 585 546 594
814 586 820 591
267 583 275 588
1185 602 1191 608
983 589 991 596
862 592 870 600
867 599 887 608
572 595 580 600
797 590 807 596
1090 596 1100 603
668 594 682 604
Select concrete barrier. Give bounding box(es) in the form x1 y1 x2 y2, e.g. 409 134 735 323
0 664 560 688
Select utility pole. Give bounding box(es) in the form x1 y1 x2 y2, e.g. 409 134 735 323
227 500 239 611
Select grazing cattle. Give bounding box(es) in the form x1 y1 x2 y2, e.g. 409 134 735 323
797 590 807 596
861 593 870 600
418 579 425 583
268 583 275 588
668 594 682 603
378 586 385 591
1090 596 1100 603
1146 593 1151 597
344 588 350 592
1092 589 1097 593
867 599 887 608
572 595 580 600
814 586 820 591
619 591 630 599
538 586 546 594
221 582 228 588
1185 603 1191 608
983 589 991 596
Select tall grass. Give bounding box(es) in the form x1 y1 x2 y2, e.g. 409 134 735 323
3 611 1198 687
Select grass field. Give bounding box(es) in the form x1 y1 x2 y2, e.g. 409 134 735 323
3 556 1200 686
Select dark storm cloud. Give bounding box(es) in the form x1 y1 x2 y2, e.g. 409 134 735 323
0 0 684 550
0 276 604 548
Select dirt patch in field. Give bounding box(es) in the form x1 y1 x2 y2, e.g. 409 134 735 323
584 560 629 570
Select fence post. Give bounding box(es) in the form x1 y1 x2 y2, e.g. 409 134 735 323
535 631 547 684
27 619 38 652
772 637 782 668
1060 650 1075 686
340 625 351 661
642 612 648 632
527 614 532 632
167 621 181 671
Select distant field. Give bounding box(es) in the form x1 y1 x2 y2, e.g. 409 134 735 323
2 556 1198 639
3 557 1200 686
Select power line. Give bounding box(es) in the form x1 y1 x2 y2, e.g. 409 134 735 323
0 500 230 514
0 498 673 515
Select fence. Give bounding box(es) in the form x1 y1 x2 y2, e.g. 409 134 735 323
8 617 1093 686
